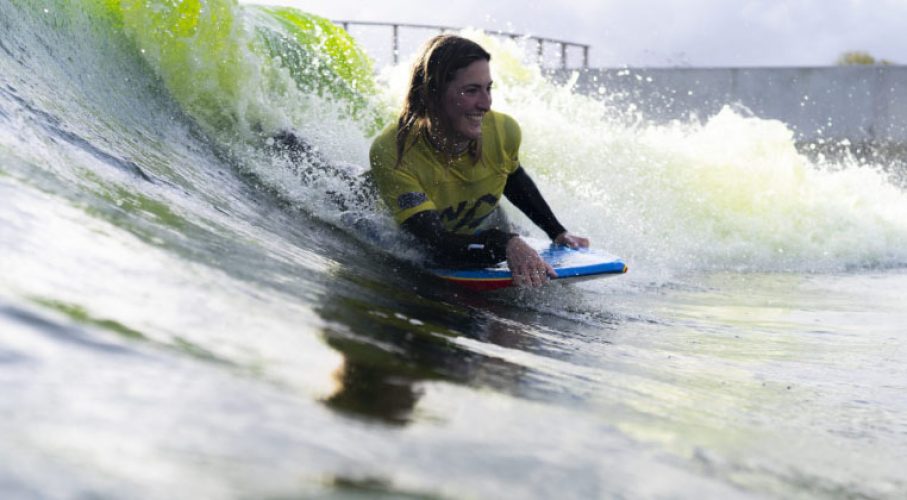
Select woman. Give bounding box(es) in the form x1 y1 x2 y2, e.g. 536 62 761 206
370 35 588 288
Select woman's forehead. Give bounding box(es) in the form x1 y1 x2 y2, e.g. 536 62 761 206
450 60 492 85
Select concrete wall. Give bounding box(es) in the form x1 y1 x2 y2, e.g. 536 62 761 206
550 66 907 143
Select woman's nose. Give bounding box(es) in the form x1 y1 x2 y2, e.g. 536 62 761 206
477 89 491 109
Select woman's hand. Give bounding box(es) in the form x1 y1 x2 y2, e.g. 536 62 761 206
506 237 556 288
554 232 590 249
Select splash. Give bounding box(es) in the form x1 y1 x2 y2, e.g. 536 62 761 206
377 31 907 274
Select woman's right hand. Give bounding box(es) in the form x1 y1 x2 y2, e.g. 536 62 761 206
506 237 556 288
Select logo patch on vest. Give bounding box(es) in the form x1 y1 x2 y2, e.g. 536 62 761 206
397 192 428 210
441 194 499 232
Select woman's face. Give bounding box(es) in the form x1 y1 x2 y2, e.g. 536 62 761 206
440 59 492 142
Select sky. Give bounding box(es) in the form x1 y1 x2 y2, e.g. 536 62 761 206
242 0 907 68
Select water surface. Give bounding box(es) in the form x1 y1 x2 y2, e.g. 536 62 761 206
2 1 906 498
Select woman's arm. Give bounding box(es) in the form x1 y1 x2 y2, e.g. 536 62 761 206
401 210 516 267
503 166 565 240
503 166 589 248
504 166 589 249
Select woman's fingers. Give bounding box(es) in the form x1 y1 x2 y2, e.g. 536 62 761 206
513 263 539 287
517 270 541 287
544 261 557 279
524 266 544 287
515 259 550 287
506 237 555 288
555 232 590 249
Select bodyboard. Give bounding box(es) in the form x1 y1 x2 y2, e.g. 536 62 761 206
431 239 627 291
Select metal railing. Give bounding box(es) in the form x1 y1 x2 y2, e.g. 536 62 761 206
334 20 590 69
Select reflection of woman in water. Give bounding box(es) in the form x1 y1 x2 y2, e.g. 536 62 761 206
320 295 533 426
369 35 588 288
323 348 422 426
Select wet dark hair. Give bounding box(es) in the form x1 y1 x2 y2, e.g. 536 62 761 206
395 35 491 166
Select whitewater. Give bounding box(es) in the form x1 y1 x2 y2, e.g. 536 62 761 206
2 1 906 498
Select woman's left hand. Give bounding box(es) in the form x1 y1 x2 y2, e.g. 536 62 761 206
554 232 590 249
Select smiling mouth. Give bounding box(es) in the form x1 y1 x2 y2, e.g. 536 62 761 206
466 113 484 124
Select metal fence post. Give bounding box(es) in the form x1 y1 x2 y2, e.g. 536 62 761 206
392 24 399 65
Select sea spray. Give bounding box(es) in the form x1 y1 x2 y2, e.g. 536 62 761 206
376 30 907 275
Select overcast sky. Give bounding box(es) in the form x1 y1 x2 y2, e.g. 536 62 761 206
243 0 906 68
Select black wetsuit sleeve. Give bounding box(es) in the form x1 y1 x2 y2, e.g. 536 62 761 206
401 211 516 268
503 166 567 240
